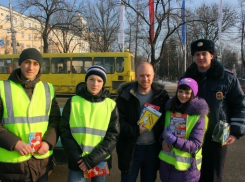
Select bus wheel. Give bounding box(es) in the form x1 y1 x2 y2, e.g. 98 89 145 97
76 82 86 94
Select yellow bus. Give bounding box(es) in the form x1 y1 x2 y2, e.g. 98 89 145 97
0 50 135 94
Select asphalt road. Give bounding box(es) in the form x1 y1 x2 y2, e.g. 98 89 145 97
49 96 245 182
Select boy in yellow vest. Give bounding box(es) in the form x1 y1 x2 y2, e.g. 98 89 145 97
59 65 120 182
0 48 60 182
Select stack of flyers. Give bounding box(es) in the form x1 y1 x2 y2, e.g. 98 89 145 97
84 162 109 178
138 106 162 131
140 102 160 118
29 132 42 152
221 122 230 146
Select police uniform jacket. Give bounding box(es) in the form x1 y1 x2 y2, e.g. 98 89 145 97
183 59 245 139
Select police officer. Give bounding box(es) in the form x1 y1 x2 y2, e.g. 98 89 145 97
183 39 245 182
0 48 60 182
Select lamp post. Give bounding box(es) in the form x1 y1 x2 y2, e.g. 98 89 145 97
9 0 17 54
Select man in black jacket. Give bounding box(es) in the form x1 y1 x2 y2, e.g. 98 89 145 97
183 39 245 182
116 62 170 182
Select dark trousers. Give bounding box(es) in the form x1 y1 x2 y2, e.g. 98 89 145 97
2 172 48 182
199 139 228 182
121 143 158 182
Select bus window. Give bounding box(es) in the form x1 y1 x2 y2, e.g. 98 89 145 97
72 57 92 73
116 57 124 73
94 57 114 74
41 58 50 74
131 56 135 72
13 58 19 70
0 59 12 73
51 58 70 73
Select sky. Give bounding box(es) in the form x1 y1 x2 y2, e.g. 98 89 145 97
0 0 240 9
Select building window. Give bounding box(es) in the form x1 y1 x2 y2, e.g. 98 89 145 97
13 18 17 24
21 21 24 27
5 15 9 21
6 40 10 46
35 25 37 29
6 28 9 34
28 34 31 40
22 32 24 38
34 34 37 41
28 23 31 28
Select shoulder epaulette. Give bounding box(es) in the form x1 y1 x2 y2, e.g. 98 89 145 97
224 67 234 75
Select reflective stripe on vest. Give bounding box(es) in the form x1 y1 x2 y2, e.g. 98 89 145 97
0 80 54 163
159 111 208 171
69 96 116 157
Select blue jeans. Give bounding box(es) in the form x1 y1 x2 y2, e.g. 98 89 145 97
68 169 106 182
121 143 158 182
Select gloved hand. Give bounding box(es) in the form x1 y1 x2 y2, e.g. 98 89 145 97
162 125 177 145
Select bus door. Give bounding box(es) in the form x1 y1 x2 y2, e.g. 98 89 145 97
48 57 72 93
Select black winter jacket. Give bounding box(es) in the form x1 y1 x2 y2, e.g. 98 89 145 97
116 81 170 174
59 87 120 171
0 68 60 182
183 59 245 139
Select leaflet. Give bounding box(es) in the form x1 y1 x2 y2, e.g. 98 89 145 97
29 132 42 152
169 113 188 138
84 162 109 178
138 106 162 131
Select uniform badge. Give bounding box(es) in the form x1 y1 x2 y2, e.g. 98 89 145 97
216 92 223 100
197 42 203 47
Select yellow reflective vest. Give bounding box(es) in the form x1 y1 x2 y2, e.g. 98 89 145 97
0 80 54 163
69 96 116 157
159 111 208 171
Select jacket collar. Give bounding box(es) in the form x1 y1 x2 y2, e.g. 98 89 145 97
185 59 224 79
76 87 110 102
165 96 209 116
118 81 166 100
8 68 41 89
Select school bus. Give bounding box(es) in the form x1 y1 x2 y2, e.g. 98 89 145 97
0 50 135 94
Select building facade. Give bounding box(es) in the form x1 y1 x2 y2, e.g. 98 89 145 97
0 4 89 54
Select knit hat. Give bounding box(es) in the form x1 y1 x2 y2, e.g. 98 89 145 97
178 78 198 97
19 48 43 66
191 39 215 56
85 65 107 85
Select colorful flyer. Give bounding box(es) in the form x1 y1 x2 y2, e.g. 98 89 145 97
138 107 162 131
29 132 42 152
84 162 109 178
169 114 188 138
140 102 160 118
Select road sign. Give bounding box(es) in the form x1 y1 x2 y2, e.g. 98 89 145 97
0 40 4 46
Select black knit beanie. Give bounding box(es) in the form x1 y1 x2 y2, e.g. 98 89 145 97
191 39 215 56
85 65 107 85
19 48 43 66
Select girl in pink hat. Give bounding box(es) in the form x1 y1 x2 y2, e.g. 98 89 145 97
158 78 209 182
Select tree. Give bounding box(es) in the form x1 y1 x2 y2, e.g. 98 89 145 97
50 9 87 53
17 0 80 53
122 0 186 68
83 0 120 52
188 3 237 41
